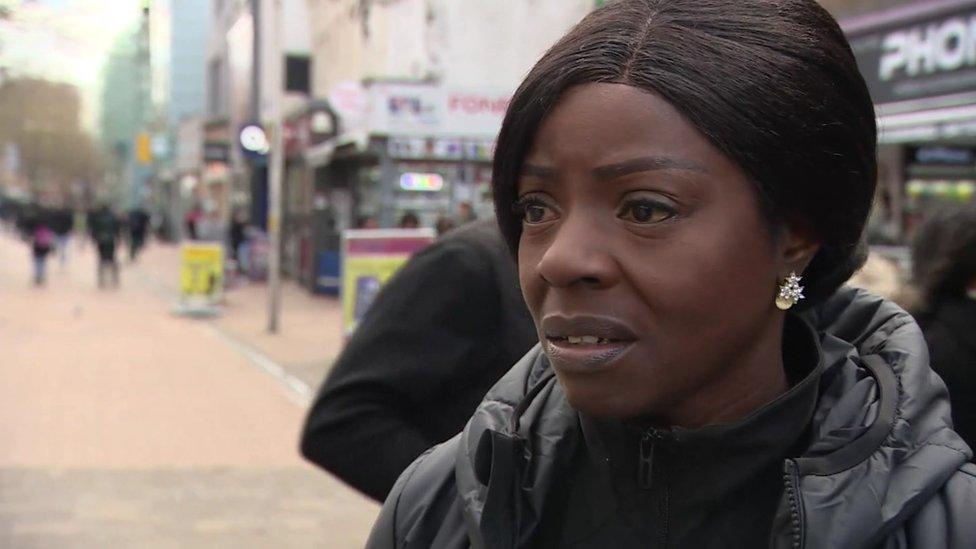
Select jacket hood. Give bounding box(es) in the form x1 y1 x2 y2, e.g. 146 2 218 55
453 287 972 548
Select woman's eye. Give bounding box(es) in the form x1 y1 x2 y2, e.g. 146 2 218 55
525 204 548 223
514 197 557 225
619 200 675 224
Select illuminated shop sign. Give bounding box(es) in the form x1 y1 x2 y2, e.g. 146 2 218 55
399 173 444 192
848 5 976 107
910 145 976 165
906 179 975 201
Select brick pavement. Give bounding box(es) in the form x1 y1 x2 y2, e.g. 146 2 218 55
0 231 379 548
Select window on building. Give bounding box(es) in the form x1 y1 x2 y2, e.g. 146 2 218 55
208 58 224 117
285 55 311 95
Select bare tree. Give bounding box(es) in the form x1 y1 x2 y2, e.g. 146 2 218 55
0 78 103 203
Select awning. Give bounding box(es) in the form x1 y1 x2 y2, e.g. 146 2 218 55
878 103 976 143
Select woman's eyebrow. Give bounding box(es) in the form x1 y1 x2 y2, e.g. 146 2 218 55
593 156 706 180
519 156 706 181
519 163 558 179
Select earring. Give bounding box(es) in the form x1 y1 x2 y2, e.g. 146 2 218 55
776 272 805 311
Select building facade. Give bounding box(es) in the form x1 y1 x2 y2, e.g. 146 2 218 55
296 0 593 291
840 0 976 244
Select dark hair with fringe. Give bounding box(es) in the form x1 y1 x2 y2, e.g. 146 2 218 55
491 0 877 306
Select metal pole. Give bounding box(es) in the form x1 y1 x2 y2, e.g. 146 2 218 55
267 0 283 333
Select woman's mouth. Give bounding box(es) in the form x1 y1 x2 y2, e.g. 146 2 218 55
541 315 638 372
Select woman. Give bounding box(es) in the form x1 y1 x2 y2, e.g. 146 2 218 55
31 213 54 286
367 1 976 547
912 204 976 459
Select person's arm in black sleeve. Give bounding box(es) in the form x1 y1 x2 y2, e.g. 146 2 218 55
300 238 498 502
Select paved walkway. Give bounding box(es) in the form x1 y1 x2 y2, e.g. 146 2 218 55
0 231 378 548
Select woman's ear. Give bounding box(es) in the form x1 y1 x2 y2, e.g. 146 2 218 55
777 218 820 274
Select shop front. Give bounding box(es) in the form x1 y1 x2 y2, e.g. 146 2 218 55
846 0 976 243
301 84 508 293
196 120 232 241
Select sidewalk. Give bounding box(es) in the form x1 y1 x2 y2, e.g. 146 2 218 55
131 240 344 402
0 231 379 548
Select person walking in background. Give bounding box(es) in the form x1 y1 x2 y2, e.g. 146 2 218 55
185 204 202 241
73 208 88 250
229 208 248 272
127 206 150 262
30 211 54 286
434 215 456 236
89 204 121 289
397 211 419 229
911 204 976 457
51 207 73 268
456 201 477 225
300 220 537 502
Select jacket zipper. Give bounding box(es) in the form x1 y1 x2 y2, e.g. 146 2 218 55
639 431 658 490
639 430 670 544
783 459 804 549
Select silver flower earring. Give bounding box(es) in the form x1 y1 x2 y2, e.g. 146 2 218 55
776 272 805 311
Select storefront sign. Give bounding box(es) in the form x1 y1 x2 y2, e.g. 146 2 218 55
387 136 494 160
399 172 445 191
369 84 511 138
340 229 435 336
909 145 976 165
848 3 976 108
906 179 976 201
203 142 230 163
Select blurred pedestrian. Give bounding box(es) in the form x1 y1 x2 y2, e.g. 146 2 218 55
434 215 456 236
128 207 149 259
89 204 121 289
229 209 248 273
30 212 55 286
185 204 202 240
398 211 419 229
50 207 73 268
356 215 380 229
73 208 88 250
15 202 39 240
457 201 477 225
366 2 976 547
911 204 976 456
301 220 536 502
127 206 150 262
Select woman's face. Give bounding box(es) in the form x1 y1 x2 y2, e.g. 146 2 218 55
517 83 802 424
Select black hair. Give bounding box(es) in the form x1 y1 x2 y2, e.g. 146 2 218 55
492 0 877 305
399 211 420 228
912 204 976 309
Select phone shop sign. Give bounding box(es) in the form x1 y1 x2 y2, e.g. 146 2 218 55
370 84 510 138
849 4 976 107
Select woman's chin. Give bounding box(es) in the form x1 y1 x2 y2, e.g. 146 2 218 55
562 385 654 421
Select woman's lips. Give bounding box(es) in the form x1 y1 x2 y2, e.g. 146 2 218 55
541 314 638 372
544 337 636 372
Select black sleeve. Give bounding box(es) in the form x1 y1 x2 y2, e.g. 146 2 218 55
926 325 976 452
300 238 499 502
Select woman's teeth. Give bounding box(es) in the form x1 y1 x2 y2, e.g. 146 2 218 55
566 335 609 345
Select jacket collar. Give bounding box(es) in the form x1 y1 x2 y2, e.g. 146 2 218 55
578 314 822 511
455 288 974 549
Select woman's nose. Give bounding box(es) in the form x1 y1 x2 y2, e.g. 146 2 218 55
535 214 620 289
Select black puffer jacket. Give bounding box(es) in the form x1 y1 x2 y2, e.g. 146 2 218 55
921 297 976 456
366 289 976 548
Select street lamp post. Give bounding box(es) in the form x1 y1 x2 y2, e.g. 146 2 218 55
266 0 284 334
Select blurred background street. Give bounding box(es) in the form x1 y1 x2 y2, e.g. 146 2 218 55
0 232 378 547
1 0 976 546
